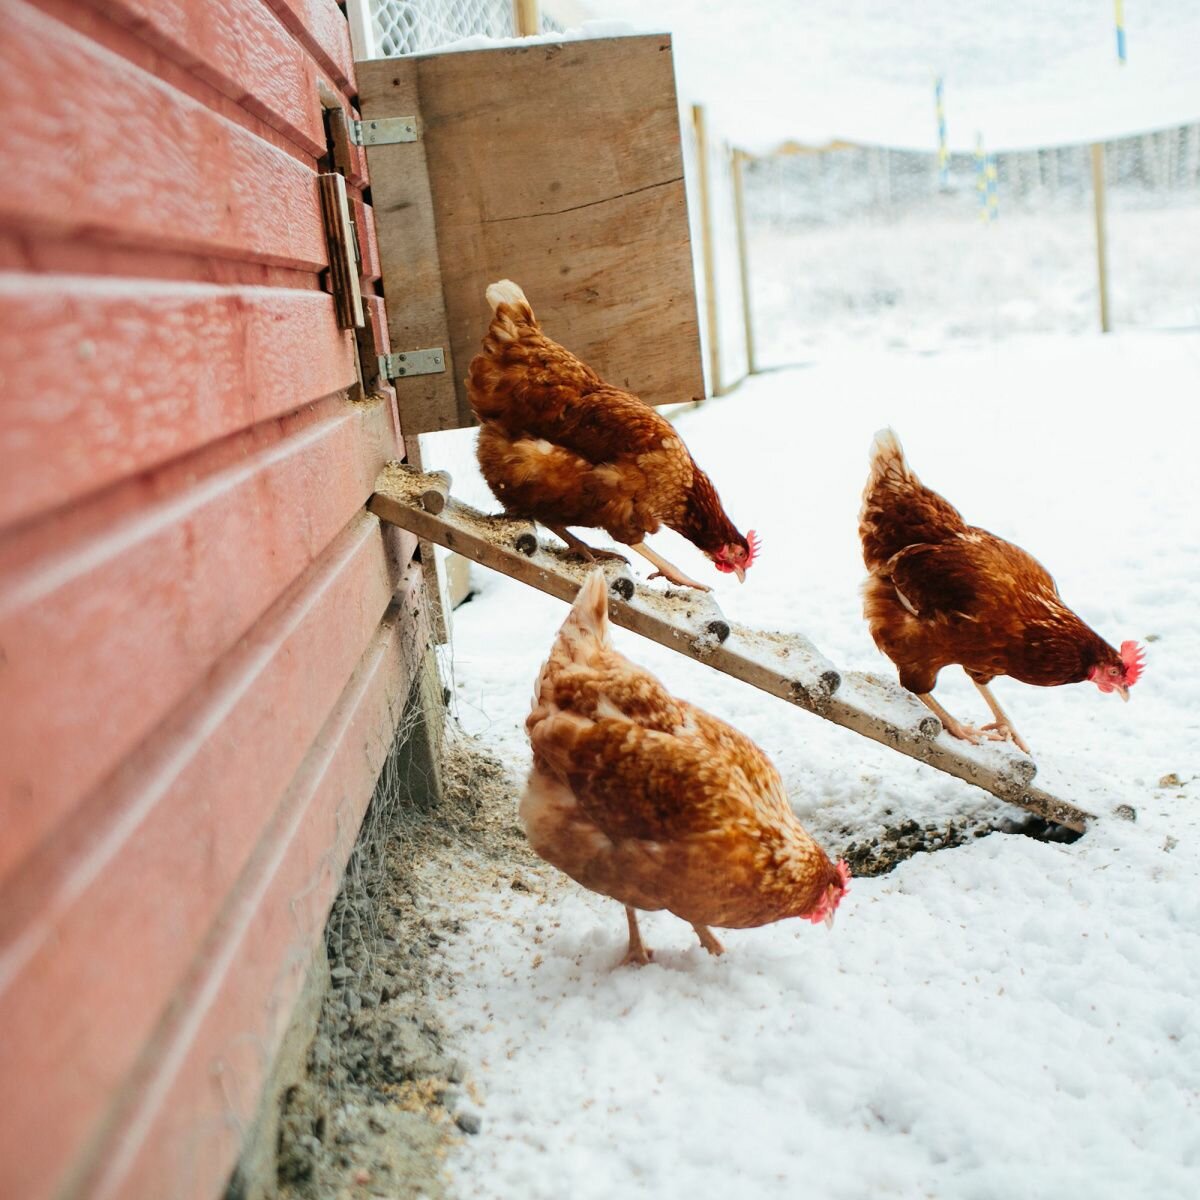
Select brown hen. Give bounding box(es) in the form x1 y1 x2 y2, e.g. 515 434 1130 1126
522 569 849 965
466 280 758 591
859 429 1144 754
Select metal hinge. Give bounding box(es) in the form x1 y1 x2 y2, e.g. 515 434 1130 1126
379 348 446 379
350 116 419 146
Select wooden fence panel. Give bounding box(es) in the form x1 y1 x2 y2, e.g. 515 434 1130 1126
0 278 358 529
0 514 397 1200
87 570 426 1200
0 398 394 886
0 1 327 268
83 0 328 157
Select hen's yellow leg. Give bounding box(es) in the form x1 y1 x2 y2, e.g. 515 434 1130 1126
690 923 725 957
619 906 653 967
917 693 987 745
972 680 1032 755
546 525 629 564
629 543 711 592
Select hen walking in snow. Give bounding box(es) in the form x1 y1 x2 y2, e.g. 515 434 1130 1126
522 569 849 965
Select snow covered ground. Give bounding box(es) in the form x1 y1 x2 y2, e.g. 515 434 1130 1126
745 200 1200 365
422 330 1200 1198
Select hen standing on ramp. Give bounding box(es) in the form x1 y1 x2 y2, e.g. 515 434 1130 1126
467 280 759 591
522 569 849 965
859 429 1144 754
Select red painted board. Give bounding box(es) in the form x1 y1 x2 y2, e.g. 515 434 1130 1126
84 0 327 158
353 195 381 283
0 396 396 889
0 276 358 530
263 0 355 92
0 513 398 1200
85 571 426 1200
0 0 327 269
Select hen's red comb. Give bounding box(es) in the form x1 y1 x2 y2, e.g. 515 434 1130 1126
745 530 762 567
1120 640 1146 686
835 858 851 891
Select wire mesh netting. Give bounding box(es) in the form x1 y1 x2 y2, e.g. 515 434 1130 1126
369 0 563 56
737 124 1200 365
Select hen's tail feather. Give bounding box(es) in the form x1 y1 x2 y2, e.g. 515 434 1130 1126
529 570 611 730
866 427 910 489
556 568 611 657
860 428 967 571
484 278 538 343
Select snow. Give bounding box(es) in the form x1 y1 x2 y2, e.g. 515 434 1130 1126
407 19 637 56
571 1 1200 150
423 329 1200 1198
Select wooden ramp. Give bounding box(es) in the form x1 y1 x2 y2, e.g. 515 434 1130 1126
370 464 1094 832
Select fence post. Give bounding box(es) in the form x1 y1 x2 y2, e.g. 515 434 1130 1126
730 148 757 376
513 0 540 36
692 103 723 396
1090 142 1112 333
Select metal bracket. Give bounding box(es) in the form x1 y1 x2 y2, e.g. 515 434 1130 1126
350 116 418 147
379 348 446 379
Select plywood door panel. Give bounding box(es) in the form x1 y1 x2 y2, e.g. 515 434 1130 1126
0 514 395 1200
0 0 327 268
354 56 456 434
357 36 704 433
86 575 424 1200
0 277 358 529
0 397 395 888
83 0 327 158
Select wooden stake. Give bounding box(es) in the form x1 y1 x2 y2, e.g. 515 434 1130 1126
512 0 540 36
1090 142 1111 333
692 104 722 396
730 148 757 375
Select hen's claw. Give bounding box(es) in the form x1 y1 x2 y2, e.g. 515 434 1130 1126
619 906 653 968
546 524 629 565
981 721 1032 755
646 569 712 592
940 717 986 745
691 923 726 956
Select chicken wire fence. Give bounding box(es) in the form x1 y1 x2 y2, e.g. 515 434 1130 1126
729 123 1200 367
368 0 563 56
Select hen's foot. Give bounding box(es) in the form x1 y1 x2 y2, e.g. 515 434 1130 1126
630 543 712 592
546 525 629 565
691 923 725 956
618 942 654 968
971 680 1032 755
981 721 1032 755
941 717 986 745
917 693 984 745
619 906 653 968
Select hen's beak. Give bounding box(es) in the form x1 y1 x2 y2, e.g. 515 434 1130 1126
1116 685 1130 703
733 565 746 584
823 909 836 930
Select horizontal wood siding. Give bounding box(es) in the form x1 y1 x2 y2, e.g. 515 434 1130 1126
0 3 420 1199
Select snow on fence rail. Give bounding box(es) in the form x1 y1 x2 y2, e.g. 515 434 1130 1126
360 0 566 57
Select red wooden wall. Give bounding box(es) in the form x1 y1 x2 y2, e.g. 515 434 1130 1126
0 2 423 1197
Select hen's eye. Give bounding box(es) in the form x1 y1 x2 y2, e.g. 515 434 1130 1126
1108 667 1119 676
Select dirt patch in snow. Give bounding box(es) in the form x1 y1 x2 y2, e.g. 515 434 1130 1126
275 734 537 1200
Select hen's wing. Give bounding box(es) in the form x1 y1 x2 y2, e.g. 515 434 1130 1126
886 531 1057 621
531 699 791 845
